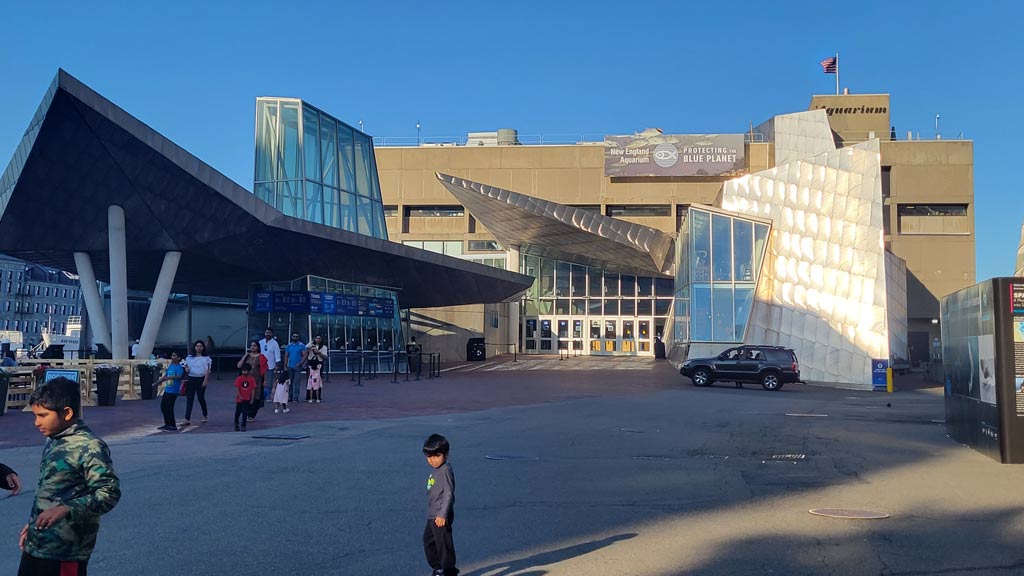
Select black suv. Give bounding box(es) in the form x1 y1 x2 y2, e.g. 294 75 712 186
680 346 801 391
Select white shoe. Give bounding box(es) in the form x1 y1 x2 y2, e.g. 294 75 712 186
316 399 321 403
283 408 290 413
274 408 280 414
307 399 312 403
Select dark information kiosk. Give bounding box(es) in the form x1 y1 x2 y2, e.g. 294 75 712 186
942 277 1024 463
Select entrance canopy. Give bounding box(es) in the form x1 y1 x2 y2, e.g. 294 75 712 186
0 71 531 309
436 173 675 277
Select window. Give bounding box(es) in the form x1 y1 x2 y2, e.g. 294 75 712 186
468 240 501 252
570 205 602 214
383 205 399 217
3 301 8 311
406 206 465 218
62 288 68 298
897 204 969 235
33 303 39 313
606 205 671 217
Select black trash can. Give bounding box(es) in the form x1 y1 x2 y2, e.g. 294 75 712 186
137 364 158 400
95 367 121 406
654 337 666 359
467 338 486 361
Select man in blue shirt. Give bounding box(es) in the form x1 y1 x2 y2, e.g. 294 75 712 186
284 332 307 403
1 351 16 367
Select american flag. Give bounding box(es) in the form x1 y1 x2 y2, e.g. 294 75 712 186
820 56 837 74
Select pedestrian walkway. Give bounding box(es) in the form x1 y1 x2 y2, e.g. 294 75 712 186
0 358 682 449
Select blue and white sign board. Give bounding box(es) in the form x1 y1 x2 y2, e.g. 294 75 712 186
872 359 889 390
44 369 80 383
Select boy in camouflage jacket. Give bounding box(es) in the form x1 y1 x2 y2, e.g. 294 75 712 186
18 377 121 576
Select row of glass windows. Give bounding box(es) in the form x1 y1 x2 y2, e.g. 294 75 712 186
255 99 379 201
3 301 78 315
2 319 66 334
254 181 386 237
254 99 387 240
690 210 769 283
523 256 674 300
3 282 78 299
686 284 755 342
525 298 673 317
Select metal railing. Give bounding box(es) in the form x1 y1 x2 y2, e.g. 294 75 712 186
325 350 442 385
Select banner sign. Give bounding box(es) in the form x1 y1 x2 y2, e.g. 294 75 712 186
254 290 394 317
604 133 745 177
253 291 273 313
273 291 309 313
872 359 889 390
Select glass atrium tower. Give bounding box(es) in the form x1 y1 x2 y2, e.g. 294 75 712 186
254 98 387 238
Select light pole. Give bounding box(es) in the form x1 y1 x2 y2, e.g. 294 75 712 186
935 114 941 139
416 120 421 145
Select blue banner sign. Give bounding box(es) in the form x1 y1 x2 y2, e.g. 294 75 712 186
872 359 889 390
254 291 273 313
254 290 394 316
273 291 309 312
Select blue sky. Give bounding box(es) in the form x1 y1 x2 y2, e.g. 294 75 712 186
0 0 1019 281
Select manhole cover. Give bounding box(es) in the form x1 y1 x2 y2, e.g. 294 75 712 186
809 508 890 519
763 453 807 464
252 434 310 440
485 454 539 461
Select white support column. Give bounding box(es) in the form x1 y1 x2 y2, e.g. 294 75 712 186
137 251 181 360
507 247 521 355
108 206 129 360
73 252 111 351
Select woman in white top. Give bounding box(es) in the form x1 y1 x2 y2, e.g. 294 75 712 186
306 334 329 399
182 339 213 425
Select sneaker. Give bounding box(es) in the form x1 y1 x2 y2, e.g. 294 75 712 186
283 408 290 413
307 399 313 403
159 425 177 431
201 417 208 423
181 420 191 427
234 425 240 431
274 408 280 414
316 399 321 403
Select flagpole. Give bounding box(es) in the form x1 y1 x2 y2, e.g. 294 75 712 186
835 51 840 95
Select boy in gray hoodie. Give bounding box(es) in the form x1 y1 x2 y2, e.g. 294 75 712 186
422 434 457 576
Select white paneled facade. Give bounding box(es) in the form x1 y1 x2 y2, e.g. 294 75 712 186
720 138 888 385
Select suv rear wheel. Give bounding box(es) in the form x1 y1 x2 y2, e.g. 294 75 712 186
760 371 783 391
691 368 712 387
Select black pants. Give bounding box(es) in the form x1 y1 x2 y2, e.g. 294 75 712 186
423 520 457 575
184 376 207 421
160 392 178 427
18 551 88 575
234 402 249 428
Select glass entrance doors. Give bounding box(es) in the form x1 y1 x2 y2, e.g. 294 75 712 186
530 315 654 356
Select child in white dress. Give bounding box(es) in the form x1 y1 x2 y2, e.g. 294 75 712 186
273 371 290 413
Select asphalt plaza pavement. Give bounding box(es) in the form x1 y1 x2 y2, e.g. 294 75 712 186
2 357 1023 575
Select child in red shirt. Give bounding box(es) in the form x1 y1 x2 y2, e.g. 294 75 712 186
234 364 257 432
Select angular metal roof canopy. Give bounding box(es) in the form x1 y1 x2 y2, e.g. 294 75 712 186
436 173 675 276
0 71 532 308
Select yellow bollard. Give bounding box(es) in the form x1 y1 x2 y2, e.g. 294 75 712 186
886 368 893 393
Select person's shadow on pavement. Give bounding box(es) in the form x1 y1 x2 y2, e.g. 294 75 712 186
463 532 638 576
